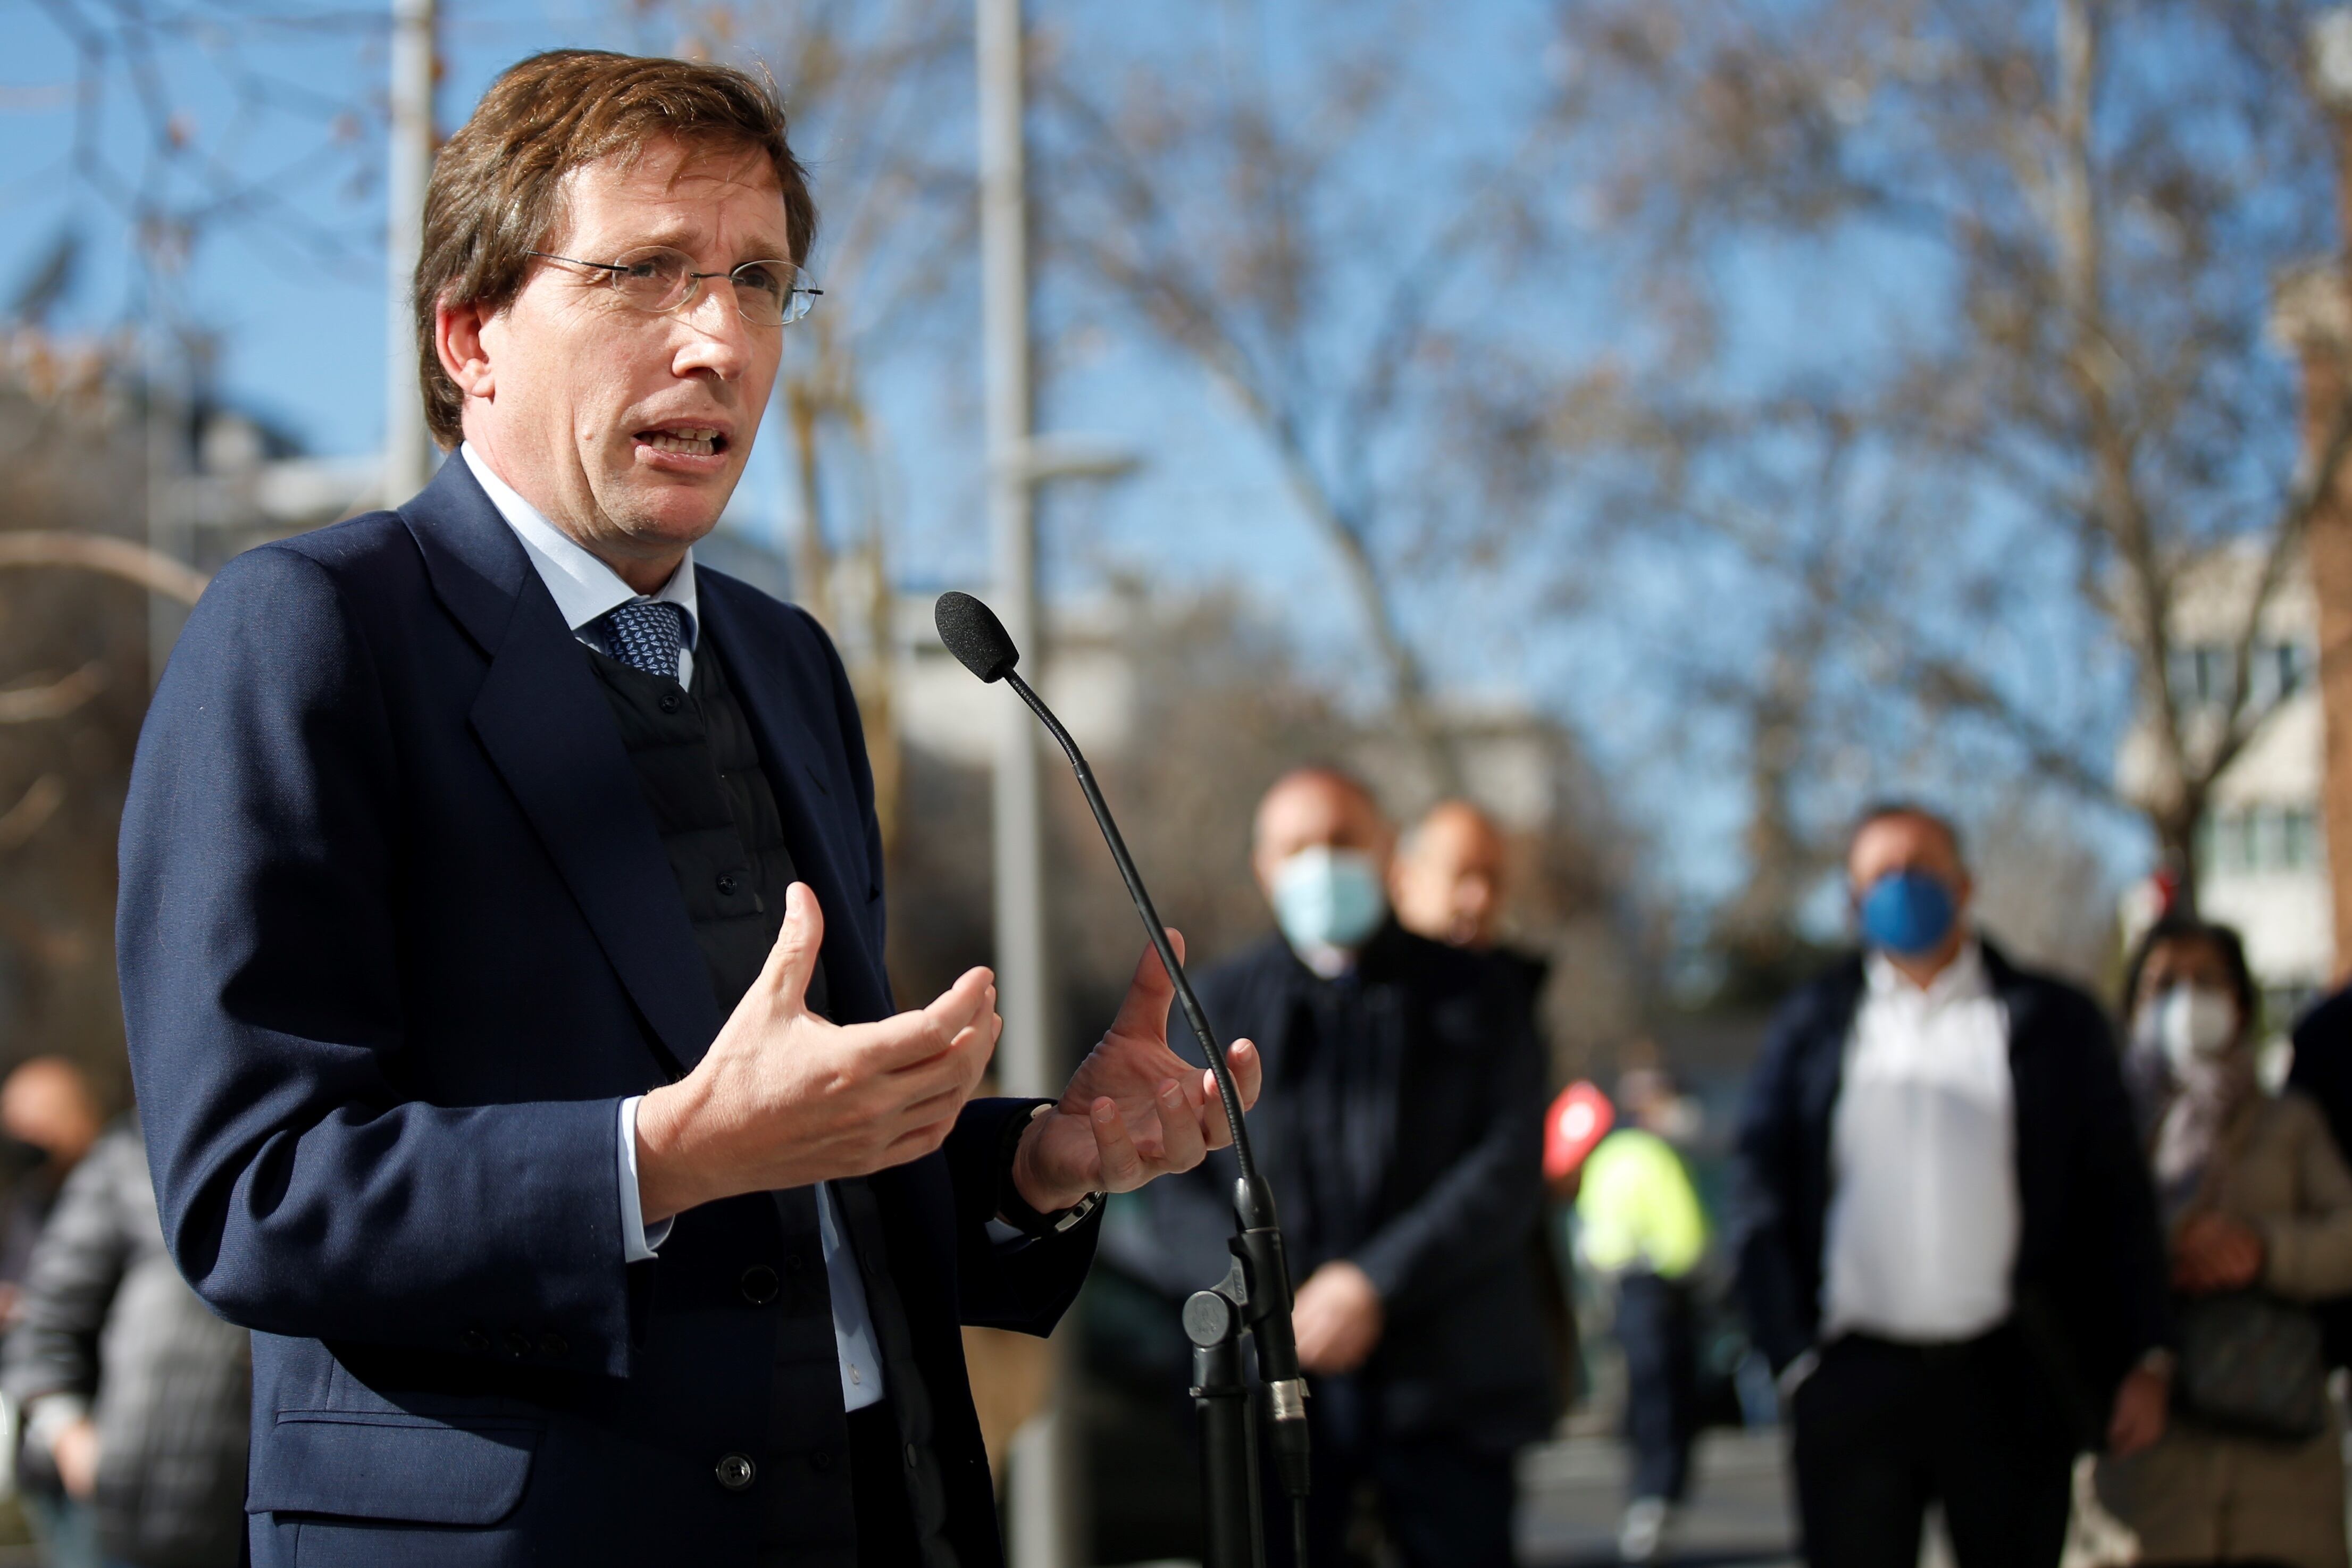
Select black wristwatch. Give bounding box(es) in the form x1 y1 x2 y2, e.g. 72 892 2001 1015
997 1101 1106 1237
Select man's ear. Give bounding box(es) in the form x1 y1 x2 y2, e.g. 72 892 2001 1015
435 296 496 401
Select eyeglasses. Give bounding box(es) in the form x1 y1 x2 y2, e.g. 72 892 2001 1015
527 246 822 327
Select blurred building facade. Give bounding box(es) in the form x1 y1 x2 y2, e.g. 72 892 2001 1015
2118 547 2332 1016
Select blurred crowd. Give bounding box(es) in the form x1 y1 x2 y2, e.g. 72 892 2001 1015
1091 778 2352 1568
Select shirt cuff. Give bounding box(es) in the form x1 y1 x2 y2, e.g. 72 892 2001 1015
23 1394 89 1458
618 1096 672 1263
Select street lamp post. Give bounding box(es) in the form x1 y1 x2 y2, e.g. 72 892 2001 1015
383 0 437 506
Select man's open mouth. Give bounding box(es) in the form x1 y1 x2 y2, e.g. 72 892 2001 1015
637 426 729 457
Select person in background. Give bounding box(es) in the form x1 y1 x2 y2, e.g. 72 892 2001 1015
1734 802 2171 1568
1116 769 1552 1568
1390 799 1579 1422
1576 1068 1710 1565
0 1058 103 1325
2 1113 248 1568
2094 917 2352 1568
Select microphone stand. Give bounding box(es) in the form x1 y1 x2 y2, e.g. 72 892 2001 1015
975 648 1310 1568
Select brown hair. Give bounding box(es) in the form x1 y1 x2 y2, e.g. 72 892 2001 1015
413 50 816 449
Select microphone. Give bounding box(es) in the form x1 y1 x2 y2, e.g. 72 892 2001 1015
936 590 1311 1551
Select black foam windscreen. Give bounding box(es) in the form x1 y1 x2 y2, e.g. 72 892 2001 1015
934 591 1021 683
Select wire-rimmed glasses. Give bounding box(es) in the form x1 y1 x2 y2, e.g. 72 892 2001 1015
527 246 822 327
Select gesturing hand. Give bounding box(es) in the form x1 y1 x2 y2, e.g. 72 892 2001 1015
636 883 1001 1225
1009 932 1263 1215
2172 1213 2265 1294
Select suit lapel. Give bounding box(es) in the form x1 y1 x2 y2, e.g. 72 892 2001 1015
399 458 721 1076
696 574 891 1024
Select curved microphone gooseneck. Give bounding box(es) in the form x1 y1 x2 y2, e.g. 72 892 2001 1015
935 590 1308 1567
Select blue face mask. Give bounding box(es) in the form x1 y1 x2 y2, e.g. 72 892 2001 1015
1857 869 1957 957
1270 846 1388 952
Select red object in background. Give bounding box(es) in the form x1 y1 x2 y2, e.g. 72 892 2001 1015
1543 1080 1614 1182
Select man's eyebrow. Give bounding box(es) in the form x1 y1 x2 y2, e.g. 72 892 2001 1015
601 223 794 264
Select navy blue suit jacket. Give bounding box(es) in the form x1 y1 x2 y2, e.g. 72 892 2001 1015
117 457 1097 1566
1732 944 2170 1441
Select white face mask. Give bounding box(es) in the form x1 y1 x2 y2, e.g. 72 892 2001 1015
1269 845 1388 953
2136 983 2240 1074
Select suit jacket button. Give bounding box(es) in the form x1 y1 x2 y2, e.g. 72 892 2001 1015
538 1332 568 1359
809 1448 833 1472
741 1265 780 1305
503 1331 531 1359
716 873 741 896
715 1453 756 1491
659 691 684 715
460 1328 490 1354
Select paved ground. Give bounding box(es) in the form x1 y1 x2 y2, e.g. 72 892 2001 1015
1518 1430 1797 1568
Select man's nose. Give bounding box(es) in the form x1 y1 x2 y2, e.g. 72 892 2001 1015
671 284 756 381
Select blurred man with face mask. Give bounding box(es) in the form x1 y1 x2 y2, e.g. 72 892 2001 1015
1115 769 1553 1568
1733 803 2172 1568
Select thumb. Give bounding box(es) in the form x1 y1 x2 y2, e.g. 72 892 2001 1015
756 882 826 1013
1108 928 1186 1038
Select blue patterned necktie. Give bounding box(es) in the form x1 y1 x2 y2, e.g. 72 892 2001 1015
600 600 687 683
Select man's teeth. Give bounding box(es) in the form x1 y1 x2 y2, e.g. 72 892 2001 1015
643 429 720 456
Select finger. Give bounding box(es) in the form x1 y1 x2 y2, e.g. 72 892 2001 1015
755 883 827 1013
1107 931 1185 1041
922 966 995 1037
1091 1097 1146 1192
860 969 994 1074
1157 1078 1208 1172
1229 1038 1263 1111
1198 1039 1261 1148
881 1113 958 1163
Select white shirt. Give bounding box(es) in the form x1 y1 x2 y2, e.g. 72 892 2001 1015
459 442 885 1412
1820 940 2020 1344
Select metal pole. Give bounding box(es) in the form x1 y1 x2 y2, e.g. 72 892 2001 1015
383 0 437 505
978 2 1082 1564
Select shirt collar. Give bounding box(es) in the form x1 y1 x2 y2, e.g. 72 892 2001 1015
1864 936 1989 1008
459 442 697 644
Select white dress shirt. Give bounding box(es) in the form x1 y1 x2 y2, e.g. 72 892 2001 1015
460 442 885 1411
1821 939 2020 1345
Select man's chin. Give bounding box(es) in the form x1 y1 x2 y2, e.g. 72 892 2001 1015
605 474 738 552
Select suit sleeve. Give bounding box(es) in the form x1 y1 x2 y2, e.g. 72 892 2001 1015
1347 968 1545 1317
1732 994 1817 1374
2259 1093 2352 1302
119 546 635 1377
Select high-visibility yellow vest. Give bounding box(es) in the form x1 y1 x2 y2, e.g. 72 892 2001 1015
1573 1127 1709 1280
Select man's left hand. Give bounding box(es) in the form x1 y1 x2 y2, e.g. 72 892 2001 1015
2106 1362 2169 1456
1294 1261 1384 1373
1011 933 1262 1215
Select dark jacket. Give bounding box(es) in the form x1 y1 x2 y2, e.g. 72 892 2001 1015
115 457 1099 1567
1732 944 2171 1438
2289 984 2352 1366
1111 924 1555 1451
1 1119 248 1568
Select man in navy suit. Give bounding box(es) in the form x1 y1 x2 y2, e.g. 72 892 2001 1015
115 50 1259 1567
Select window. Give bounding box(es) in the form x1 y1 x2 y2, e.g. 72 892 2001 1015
2196 804 2325 877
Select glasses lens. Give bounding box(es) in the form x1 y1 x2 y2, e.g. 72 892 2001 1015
608 248 694 313
730 261 792 326
728 261 816 326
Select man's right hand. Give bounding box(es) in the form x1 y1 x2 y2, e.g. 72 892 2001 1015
634 883 1000 1225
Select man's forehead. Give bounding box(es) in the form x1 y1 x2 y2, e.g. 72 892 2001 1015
557 139 790 237
1849 813 1961 872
